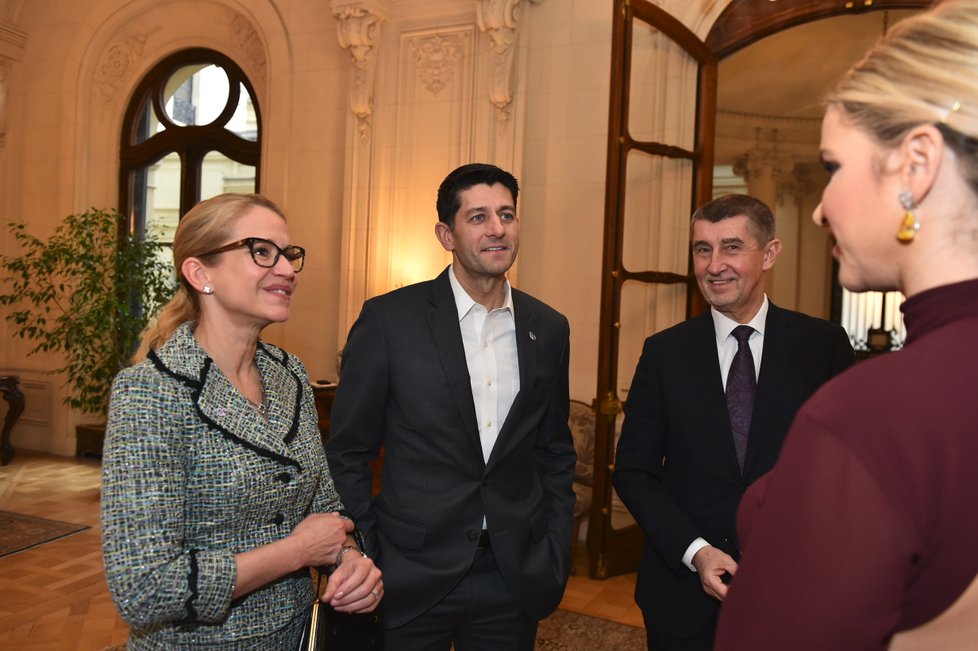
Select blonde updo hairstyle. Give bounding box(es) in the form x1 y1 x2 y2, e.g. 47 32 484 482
133 193 286 362
826 0 978 196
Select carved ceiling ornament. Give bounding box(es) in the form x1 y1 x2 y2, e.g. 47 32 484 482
332 3 386 142
476 0 540 127
410 32 466 98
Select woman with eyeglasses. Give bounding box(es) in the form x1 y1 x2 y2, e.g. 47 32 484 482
101 193 382 649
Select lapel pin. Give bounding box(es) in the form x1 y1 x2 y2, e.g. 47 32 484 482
528 331 537 341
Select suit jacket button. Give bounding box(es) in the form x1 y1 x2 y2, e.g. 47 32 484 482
272 513 285 526
467 530 479 541
277 471 292 483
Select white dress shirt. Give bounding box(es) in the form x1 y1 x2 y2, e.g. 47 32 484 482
448 266 520 465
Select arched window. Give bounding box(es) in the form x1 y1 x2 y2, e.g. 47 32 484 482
119 48 261 243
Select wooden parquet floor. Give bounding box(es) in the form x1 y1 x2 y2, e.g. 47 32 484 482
0 452 128 650
0 451 641 650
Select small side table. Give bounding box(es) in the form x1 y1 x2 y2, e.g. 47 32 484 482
0 375 26 465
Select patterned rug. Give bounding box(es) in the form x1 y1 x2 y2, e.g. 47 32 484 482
0 510 90 558
102 608 645 650
536 609 645 650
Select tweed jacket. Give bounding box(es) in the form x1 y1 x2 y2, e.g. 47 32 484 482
101 322 342 650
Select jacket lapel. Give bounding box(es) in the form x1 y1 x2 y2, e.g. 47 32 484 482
689 312 743 476
155 323 304 468
427 269 483 459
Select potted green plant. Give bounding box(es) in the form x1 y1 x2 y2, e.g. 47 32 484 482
0 208 174 454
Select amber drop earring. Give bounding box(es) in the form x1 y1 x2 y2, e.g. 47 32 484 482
896 190 919 243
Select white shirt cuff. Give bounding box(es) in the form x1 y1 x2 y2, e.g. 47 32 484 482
682 537 710 572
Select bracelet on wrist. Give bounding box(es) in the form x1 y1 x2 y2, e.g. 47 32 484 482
333 544 366 570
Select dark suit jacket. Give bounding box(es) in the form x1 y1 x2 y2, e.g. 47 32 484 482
326 267 577 628
612 303 854 637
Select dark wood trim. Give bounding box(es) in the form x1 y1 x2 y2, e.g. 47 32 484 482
591 0 717 580
707 0 934 58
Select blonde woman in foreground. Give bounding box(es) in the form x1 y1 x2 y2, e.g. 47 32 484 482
716 2 978 649
101 193 381 649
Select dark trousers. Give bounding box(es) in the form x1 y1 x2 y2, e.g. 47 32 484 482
384 547 538 651
643 608 716 651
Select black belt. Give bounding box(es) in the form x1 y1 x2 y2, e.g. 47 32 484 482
477 530 491 549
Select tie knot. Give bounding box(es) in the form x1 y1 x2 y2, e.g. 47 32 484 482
732 325 754 344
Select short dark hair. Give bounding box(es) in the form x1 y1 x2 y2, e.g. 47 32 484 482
436 163 520 228
690 194 776 243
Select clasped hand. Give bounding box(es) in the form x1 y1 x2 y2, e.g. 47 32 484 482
289 512 384 613
692 545 738 601
322 554 384 614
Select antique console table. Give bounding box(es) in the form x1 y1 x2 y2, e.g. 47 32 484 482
0 375 26 465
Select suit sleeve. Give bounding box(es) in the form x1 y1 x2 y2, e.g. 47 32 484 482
613 337 704 572
535 317 577 571
325 300 389 555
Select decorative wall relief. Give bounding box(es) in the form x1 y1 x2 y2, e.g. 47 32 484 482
0 20 28 147
229 13 267 88
332 3 386 142
95 27 156 109
410 33 466 97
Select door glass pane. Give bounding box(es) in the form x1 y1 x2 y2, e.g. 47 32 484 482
621 148 693 275
618 279 687 402
609 279 686 531
201 150 257 199
629 19 698 150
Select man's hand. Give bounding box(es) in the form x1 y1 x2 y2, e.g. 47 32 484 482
692 545 738 601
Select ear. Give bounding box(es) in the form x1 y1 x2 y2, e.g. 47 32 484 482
434 221 455 252
896 123 944 202
181 257 212 293
761 238 782 271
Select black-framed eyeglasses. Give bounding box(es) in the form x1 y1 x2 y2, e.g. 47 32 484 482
198 237 306 273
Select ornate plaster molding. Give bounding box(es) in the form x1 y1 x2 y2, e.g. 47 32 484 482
332 2 386 142
410 32 466 98
0 20 27 147
475 0 524 127
733 129 788 179
95 26 158 110
229 14 267 87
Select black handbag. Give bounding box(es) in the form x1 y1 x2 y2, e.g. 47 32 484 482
298 569 384 651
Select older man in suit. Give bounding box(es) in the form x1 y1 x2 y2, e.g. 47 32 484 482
326 163 576 650
613 194 855 651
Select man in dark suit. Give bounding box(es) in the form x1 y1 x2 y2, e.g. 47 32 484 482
326 163 576 650
613 194 854 651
